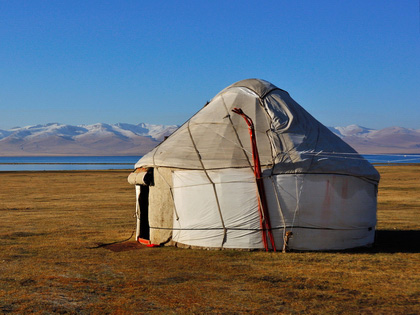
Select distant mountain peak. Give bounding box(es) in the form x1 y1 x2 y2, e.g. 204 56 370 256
329 125 373 137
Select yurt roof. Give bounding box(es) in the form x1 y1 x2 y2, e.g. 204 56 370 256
135 79 379 182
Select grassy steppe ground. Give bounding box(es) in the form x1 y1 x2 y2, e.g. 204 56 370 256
0 166 419 314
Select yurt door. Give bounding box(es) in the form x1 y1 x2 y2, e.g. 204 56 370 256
137 185 150 241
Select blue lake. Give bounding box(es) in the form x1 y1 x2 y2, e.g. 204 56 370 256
0 156 140 171
363 154 420 164
0 154 419 171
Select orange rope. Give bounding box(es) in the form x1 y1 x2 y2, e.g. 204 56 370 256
232 108 276 252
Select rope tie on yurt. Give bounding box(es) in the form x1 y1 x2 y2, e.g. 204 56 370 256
221 95 254 169
269 176 289 250
290 174 304 236
232 107 276 252
199 123 254 156
286 127 312 248
187 120 227 247
169 186 180 221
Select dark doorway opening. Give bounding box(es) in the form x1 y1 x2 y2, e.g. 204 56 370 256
138 185 150 240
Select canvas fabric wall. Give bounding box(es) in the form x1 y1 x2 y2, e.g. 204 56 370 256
171 167 263 249
166 168 376 250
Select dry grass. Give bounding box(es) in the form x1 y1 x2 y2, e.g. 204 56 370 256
0 166 419 314
376 165 420 230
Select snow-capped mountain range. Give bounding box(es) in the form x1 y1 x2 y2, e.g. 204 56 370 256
0 123 177 142
328 124 420 154
0 123 178 156
0 123 419 156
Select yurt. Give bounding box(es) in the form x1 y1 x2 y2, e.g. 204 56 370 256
128 79 380 251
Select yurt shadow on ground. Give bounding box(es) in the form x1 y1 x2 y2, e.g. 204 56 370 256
371 230 420 254
128 79 380 251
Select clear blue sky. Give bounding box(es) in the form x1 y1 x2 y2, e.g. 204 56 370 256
0 0 419 130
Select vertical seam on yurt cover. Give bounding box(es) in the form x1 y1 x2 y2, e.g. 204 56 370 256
257 96 276 169
307 124 322 172
261 94 284 166
291 174 304 232
269 176 287 247
186 119 227 248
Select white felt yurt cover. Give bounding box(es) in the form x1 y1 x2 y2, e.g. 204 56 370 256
132 79 380 250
